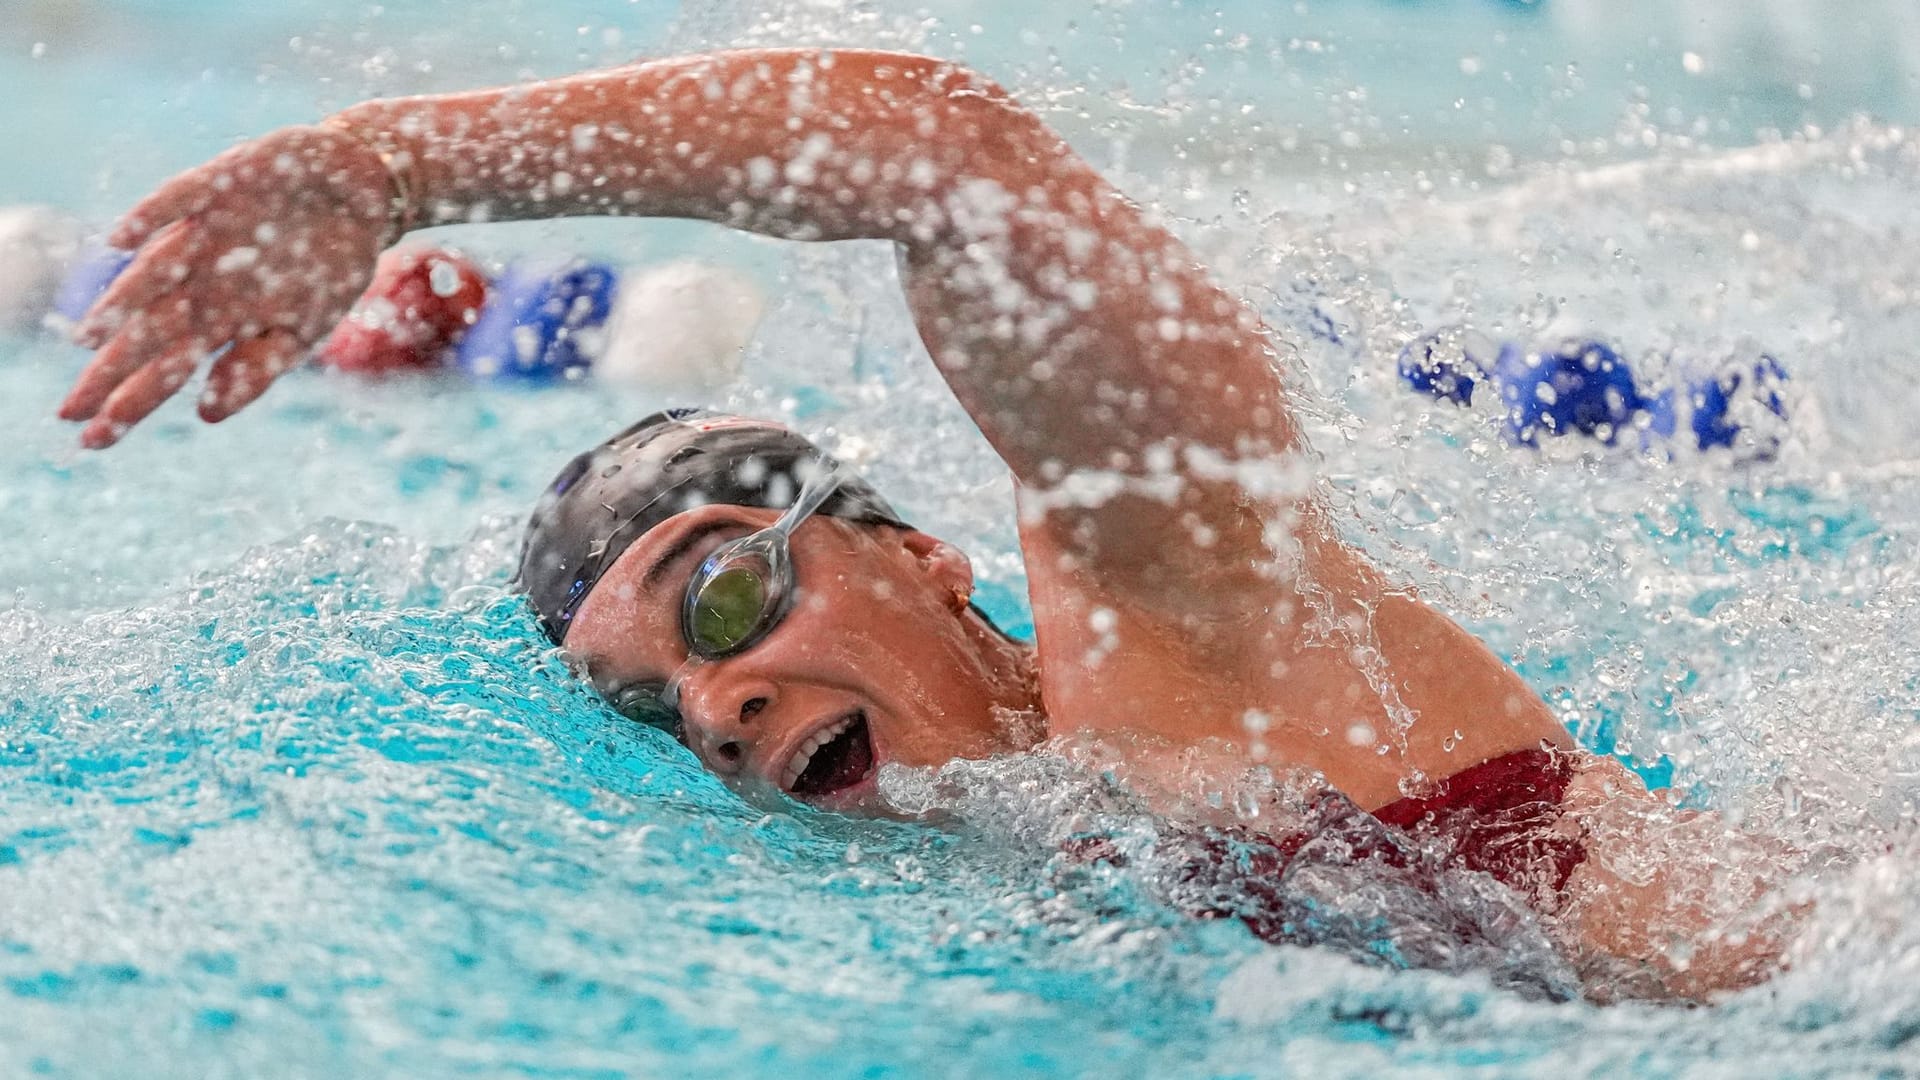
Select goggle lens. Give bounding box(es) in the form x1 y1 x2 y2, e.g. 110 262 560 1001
688 560 774 656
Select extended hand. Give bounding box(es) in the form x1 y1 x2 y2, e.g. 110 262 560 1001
60 124 398 448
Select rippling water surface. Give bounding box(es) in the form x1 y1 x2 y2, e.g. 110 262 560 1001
5 1 1920 1076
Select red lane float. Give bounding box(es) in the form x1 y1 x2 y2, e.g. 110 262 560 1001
316 247 489 374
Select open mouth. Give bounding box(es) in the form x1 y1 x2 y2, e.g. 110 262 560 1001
782 710 875 798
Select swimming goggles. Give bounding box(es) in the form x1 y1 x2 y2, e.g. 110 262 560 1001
609 464 846 737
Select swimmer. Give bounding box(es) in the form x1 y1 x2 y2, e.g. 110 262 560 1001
58 49 1801 1000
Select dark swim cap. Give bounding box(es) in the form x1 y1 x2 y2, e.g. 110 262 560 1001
516 408 907 644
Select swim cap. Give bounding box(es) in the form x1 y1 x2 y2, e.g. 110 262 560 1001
516 408 906 644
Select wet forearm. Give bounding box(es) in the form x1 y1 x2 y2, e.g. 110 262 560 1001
323 49 1067 243
328 48 1297 491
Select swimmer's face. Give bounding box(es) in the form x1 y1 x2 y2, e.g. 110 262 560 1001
565 504 1036 811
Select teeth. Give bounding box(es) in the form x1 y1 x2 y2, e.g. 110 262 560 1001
782 716 852 789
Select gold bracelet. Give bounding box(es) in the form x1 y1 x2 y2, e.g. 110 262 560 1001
322 118 418 245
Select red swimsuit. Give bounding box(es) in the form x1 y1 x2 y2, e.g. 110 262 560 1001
1086 745 1590 957
1371 745 1586 898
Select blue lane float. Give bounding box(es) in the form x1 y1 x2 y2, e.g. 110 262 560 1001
1494 339 1641 447
1396 332 1484 407
452 260 620 381
1399 331 1790 457
1641 355 1790 452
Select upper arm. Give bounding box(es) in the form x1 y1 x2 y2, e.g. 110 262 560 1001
874 64 1316 609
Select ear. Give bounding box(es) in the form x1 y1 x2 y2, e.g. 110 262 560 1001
899 529 975 613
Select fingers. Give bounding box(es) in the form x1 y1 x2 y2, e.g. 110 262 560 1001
61 124 390 448
199 330 304 423
59 305 190 421
72 222 201 349
65 319 296 447
79 342 206 450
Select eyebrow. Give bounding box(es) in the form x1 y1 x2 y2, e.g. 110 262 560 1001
638 518 740 590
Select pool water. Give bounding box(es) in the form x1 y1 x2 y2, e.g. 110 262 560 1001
5 1 1920 1076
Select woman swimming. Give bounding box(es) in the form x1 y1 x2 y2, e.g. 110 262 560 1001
57 48 1796 1000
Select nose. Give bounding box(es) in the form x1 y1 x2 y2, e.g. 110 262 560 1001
675 666 775 774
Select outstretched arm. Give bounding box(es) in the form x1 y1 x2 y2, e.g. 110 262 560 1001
70 50 1290 579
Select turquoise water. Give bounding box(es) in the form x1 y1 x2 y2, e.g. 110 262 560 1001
6 1 1920 1076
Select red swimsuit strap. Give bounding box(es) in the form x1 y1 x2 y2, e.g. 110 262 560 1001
1372 745 1576 829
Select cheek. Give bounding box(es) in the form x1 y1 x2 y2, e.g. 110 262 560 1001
794 564 929 631
788 586 943 697
786 551 992 729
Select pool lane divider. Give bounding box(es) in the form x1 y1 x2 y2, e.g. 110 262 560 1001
18 206 1791 456
1397 330 1790 458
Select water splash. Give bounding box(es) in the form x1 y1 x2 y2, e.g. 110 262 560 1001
7 0 1920 1072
